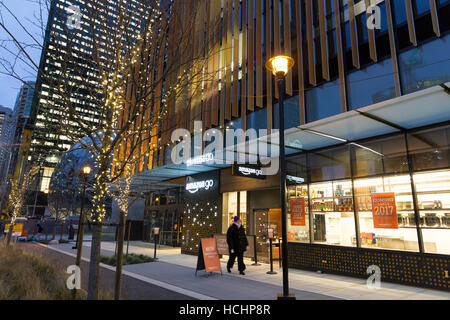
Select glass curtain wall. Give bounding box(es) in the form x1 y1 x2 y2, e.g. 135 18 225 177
287 125 450 255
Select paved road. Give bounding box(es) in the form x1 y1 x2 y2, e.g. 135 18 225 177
19 242 196 300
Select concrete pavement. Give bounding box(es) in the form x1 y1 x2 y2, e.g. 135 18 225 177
48 240 450 300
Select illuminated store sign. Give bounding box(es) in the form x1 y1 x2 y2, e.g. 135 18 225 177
186 153 214 167
186 179 215 194
232 164 266 180
286 175 305 184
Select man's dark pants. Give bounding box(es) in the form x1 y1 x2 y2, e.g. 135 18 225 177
227 251 246 272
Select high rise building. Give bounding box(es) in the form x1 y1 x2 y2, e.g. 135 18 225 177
123 0 450 291
0 106 13 184
18 0 146 216
8 81 35 181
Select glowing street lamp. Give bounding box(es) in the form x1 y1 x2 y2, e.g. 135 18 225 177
266 55 295 300
72 164 92 297
83 165 92 175
265 55 295 78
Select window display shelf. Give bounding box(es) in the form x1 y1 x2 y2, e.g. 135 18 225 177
355 192 413 197
416 190 450 195
311 196 353 200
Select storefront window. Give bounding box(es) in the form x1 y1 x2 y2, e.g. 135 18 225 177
310 146 351 182
286 154 308 182
354 175 419 252
408 125 450 171
414 171 450 255
352 134 409 177
222 191 248 234
287 185 310 243
310 180 356 246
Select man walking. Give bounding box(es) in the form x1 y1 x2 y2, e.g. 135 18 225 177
36 223 43 241
226 216 248 275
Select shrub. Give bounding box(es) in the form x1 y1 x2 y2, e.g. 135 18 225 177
0 243 87 300
100 253 154 266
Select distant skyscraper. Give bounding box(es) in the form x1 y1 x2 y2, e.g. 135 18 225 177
0 106 13 184
8 81 35 180
17 0 145 216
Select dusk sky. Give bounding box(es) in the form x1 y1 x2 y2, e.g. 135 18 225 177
0 0 46 109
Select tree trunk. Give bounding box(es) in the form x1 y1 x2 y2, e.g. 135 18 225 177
60 222 64 241
114 211 126 300
73 212 87 299
5 223 13 246
52 219 57 240
87 222 102 300
126 220 131 261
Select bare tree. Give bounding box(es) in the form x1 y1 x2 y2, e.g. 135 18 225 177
0 0 219 299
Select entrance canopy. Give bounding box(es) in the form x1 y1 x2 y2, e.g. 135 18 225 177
131 83 450 192
285 82 450 152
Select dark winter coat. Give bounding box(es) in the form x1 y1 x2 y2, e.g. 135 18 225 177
226 223 248 253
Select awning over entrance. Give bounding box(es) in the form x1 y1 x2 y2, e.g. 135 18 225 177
128 161 230 193
132 83 450 192
285 82 450 152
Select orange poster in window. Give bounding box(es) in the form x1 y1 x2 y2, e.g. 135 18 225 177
290 198 306 226
371 193 399 229
201 238 222 273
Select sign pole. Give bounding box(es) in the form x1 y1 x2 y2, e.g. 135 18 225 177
267 229 277 275
252 235 261 266
153 227 159 261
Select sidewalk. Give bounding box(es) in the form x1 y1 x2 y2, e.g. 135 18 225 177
51 240 450 300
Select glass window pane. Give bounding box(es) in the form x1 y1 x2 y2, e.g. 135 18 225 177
407 125 450 171
399 34 450 95
286 154 308 183
347 58 396 110
309 146 351 182
222 192 238 234
310 180 356 246
414 0 430 15
274 96 301 130
414 170 450 255
352 134 409 177
355 175 419 252
306 79 341 122
287 185 310 243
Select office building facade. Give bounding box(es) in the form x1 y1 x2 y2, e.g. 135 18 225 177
123 0 450 291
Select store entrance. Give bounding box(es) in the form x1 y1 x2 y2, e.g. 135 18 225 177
254 208 282 262
222 191 248 233
144 209 182 247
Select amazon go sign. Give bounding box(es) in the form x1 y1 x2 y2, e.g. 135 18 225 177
184 172 219 202
186 179 215 194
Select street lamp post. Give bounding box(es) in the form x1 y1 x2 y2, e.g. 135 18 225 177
266 55 296 300
73 165 91 252
72 165 91 300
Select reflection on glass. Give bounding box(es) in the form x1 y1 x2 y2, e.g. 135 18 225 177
347 58 396 110
354 175 419 252
287 185 310 243
352 134 409 177
222 191 248 234
306 79 341 122
408 125 450 171
310 146 351 182
414 171 450 255
399 34 450 95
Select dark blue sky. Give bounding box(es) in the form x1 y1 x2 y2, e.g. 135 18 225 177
0 0 45 109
